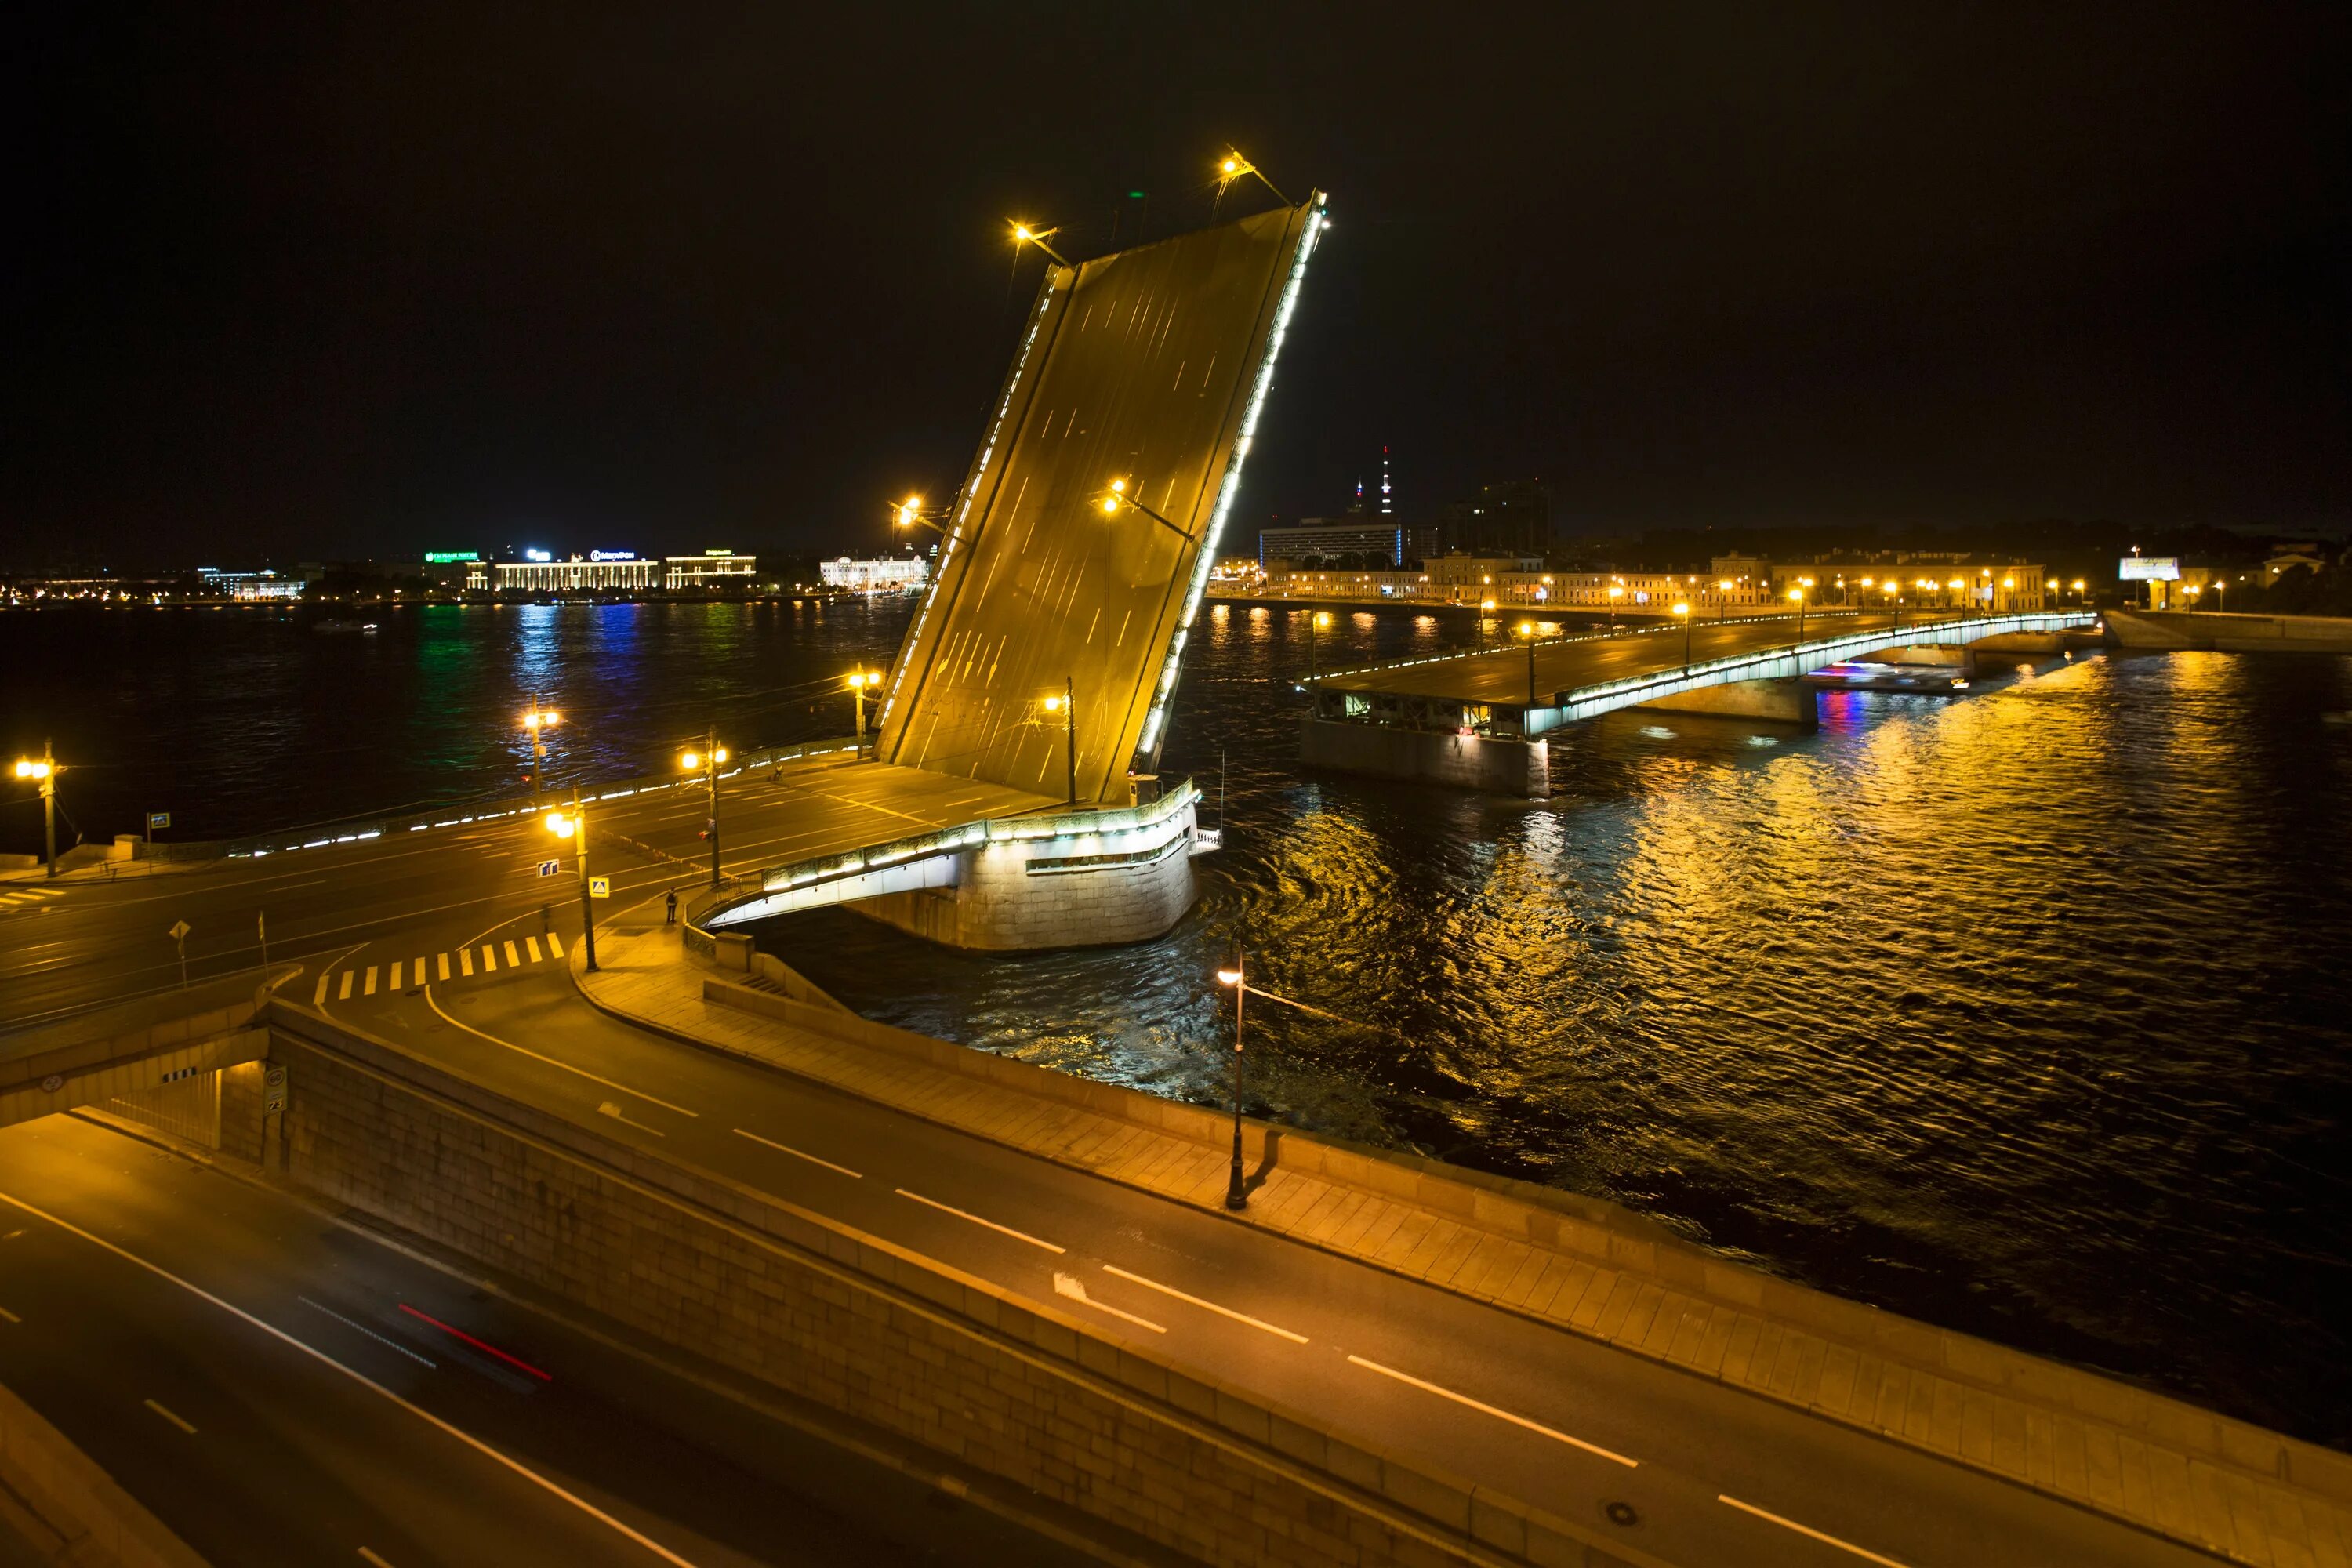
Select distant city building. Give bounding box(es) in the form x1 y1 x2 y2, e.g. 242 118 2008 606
1730 554 2054 611
666 550 757 590
198 567 306 601
493 553 663 593
820 555 929 593
1441 480 1551 557
1258 520 1405 567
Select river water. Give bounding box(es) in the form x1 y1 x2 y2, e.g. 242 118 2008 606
5 600 2347 1445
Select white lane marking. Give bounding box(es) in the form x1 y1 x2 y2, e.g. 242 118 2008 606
597 1101 665 1135
546 931 564 956
314 973 330 1005
144 1398 197 1434
1054 1272 1164 1333
732 1128 862 1178
422 989 697 1117
526 936 544 964
437 952 451 982
338 971 354 1000
0 1190 704 1567
459 948 474 977
1717 1495 1911 1567
1100 1265 1307 1343
359 1549 395 1568
894 1189 1065 1254
390 961 403 990
363 966 378 996
480 944 496 973
1345 1354 1639 1468
0 1306 19 1324
503 940 521 967
299 1296 437 1368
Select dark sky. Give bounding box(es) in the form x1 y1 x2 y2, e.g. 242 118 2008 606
10 2 2348 565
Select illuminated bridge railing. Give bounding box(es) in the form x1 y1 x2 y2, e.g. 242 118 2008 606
1534 611 2097 729
702 779 1202 930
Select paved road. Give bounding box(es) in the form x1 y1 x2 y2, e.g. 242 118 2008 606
0 755 1052 1034
1312 611 1986 704
306 927 2206 1568
0 1113 1101 1567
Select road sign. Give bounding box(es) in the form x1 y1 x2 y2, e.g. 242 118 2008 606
537 858 561 877
148 811 171 829
263 1065 287 1114
589 875 611 899
168 920 190 941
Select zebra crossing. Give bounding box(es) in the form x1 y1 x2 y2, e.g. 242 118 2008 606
314 931 566 1007
0 884 65 909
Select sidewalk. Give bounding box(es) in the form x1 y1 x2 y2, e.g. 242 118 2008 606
575 919 2352 1568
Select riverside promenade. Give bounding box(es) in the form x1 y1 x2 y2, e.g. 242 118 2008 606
573 902 2352 1568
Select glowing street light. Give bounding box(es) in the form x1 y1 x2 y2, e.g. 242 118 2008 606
679 731 731 889
1673 601 1693 666
521 700 561 804
1788 586 1807 641
1715 578 1734 620
1040 679 1076 805
545 788 597 972
11 742 60 877
1308 609 1333 681
1009 220 1069 267
1514 619 1549 705
890 494 947 535
1215 147 1290 206
845 670 880 757
1097 477 1193 542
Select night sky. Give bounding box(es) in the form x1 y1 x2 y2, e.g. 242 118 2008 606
11 3 2348 565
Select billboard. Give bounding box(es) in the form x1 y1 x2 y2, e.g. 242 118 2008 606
2118 557 2180 582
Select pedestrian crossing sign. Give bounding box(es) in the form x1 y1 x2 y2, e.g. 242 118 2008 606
589 875 611 898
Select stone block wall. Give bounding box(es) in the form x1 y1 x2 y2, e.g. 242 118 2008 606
855 807 1201 951
263 1017 1658 1568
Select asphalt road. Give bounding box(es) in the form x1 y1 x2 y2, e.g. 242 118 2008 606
0 755 1053 1034
304 931 2208 1568
1312 611 1988 703
0 1113 1102 1568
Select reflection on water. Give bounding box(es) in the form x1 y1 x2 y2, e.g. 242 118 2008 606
771 604 2352 1446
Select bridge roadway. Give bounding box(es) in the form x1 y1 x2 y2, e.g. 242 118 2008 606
1313 609 2029 708
0 751 1054 1036
5 751 2205 1566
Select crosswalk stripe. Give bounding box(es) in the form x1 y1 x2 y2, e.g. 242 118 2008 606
503 940 521 967
525 935 544 964
459 948 473 977
390 960 403 989
546 931 564 956
438 952 451 981
480 944 495 973
363 966 378 996
314 973 329 1006
338 971 354 1000
413 956 425 985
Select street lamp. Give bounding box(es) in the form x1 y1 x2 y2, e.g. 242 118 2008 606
845 670 880 758
1788 586 1806 641
521 702 561 804
1672 601 1693 666
1009 220 1069 267
1040 681 1076 805
1216 148 1290 206
11 743 59 877
1308 609 1333 681
1715 579 1733 620
2071 579 2087 607
890 495 947 535
679 733 730 889
544 790 597 973
1514 620 1546 705
1098 477 1194 542
1215 949 1250 1210
1606 583 1624 630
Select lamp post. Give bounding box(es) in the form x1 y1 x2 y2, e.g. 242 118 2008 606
846 670 878 757
1216 149 1291 206
521 701 560 805
1673 601 1693 666
11 742 58 877
680 731 730 889
1098 477 1195 543
546 790 597 973
1515 620 1543 704
1715 579 1733 621
1788 586 1806 641
1040 681 1076 805
1009 221 1069 267
1308 610 1332 681
890 495 948 536
1606 584 1623 630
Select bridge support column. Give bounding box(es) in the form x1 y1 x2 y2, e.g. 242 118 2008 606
1635 677 1819 729
1301 717 1550 798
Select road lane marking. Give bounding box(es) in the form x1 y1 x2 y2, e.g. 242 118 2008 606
459 948 474 977
480 944 496 973
359 1550 395 1568
894 1189 1065 1254
0 1190 702 1567
526 936 544 964
364 965 378 996
437 952 451 981
338 971 354 1000
1717 1496 1910 1566
1054 1272 1164 1333
503 940 521 967
1345 1355 1639 1468
597 1101 665 1135
412 955 425 985
1100 1265 1308 1342
144 1399 197 1434
546 931 563 956
732 1128 862 1178
421 989 697 1117
299 1296 437 1368
389 960 402 989
314 973 330 1005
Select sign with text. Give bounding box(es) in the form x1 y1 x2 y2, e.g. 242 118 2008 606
2118 557 2180 582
